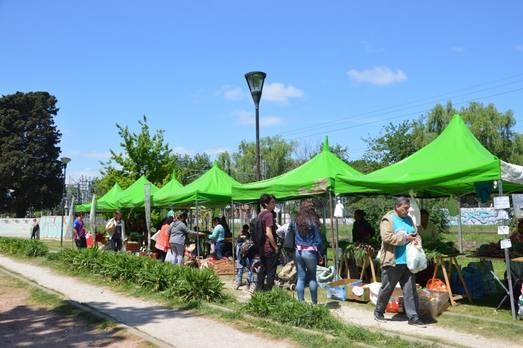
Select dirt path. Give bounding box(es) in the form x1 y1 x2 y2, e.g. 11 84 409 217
0 271 149 348
332 303 522 348
0 256 291 348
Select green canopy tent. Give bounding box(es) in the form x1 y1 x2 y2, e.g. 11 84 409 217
75 182 123 213
153 170 183 203
232 137 363 202
335 114 513 197
335 114 521 318
232 137 364 275
153 162 240 257
153 161 240 208
117 175 159 209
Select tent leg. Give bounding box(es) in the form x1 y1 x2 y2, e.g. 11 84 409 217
328 191 337 277
196 200 200 258
231 200 235 265
457 198 463 254
499 180 516 319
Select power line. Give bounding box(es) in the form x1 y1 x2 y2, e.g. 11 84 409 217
282 72 523 137
288 85 523 141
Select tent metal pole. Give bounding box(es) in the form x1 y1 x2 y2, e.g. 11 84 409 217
231 200 235 264
499 180 516 319
457 197 463 254
328 191 337 276
196 199 200 258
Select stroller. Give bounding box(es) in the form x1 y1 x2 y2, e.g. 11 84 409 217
276 260 297 290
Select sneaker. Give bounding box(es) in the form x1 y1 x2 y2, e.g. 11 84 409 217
374 312 387 323
233 281 240 290
408 318 426 328
246 282 251 290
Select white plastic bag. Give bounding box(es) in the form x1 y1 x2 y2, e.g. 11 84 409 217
408 195 421 226
406 243 427 273
165 250 174 263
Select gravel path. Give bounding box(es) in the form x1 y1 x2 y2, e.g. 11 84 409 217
333 304 522 348
0 255 292 348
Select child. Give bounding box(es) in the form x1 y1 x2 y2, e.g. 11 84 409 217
235 224 253 290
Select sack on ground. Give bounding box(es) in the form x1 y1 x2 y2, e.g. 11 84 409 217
406 243 427 273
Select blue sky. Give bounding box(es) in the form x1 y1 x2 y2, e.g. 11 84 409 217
1 1 522 182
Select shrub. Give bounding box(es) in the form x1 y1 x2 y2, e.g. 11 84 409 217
48 248 225 303
0 237 48 257
244 288 341 331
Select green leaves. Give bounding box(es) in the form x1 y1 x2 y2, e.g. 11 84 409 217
244 288 341 331
0 92 63 217
0 237 49 257
48 248 225 303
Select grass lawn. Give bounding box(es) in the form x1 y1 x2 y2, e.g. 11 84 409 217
40 239 75 252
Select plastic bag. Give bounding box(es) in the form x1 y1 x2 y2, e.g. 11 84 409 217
427 277 448 292
386 298 400 313
418 289 449 318
165 250 174 263
406 243 427 273
408 195 421 226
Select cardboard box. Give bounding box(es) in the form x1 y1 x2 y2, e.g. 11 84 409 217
327 278 370 302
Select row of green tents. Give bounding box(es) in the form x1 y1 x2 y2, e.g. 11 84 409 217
76 114 523 212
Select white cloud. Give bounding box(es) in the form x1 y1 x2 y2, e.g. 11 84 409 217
263 83 304 102
237 110 282 126
347 66 407 86
515 44 523 52
63 150 111 160
451 46 465 53
215 85 244 101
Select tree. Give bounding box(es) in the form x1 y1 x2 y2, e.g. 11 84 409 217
232 136 296 183
96 116 175 194
173 153 212 185
0 92 63 217
362 120 425 168
426 101 523 164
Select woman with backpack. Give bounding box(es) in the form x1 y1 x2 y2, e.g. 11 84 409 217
293 200 323 304
235 224 253 290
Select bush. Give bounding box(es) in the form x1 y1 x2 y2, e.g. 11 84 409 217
49 248 225 303
0 237 48 257
244 288 341 331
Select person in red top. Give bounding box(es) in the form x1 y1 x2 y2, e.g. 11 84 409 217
256 193 279 291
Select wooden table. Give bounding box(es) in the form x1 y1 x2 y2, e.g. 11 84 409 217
432 254 472 306
341 252 378 283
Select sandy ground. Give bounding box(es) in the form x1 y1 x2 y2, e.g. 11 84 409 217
0 256 292 348
0 271 148 348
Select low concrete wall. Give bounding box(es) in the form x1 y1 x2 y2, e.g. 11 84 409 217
0 216 72 239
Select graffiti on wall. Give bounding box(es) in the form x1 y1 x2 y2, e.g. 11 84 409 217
446 208 509 226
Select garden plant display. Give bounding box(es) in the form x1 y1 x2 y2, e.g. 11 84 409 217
423 240 460 261
475 240 523 258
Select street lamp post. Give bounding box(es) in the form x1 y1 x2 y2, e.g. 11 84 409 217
60 157 71 248
245 71 266 182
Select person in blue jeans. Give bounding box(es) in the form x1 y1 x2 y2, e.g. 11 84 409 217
209 217 225 259
293 200 323 304
235 224 253 289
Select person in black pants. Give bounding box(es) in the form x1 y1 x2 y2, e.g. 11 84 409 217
256 194 279 291
106 211 125 252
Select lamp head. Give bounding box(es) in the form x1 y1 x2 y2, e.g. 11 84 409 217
245 71 266 105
